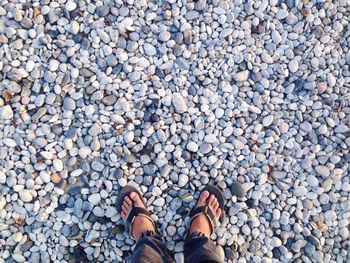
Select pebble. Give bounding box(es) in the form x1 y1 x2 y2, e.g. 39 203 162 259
0 105 13 120
186 142 198 152
234 70 249 82
294 186 308 197
172 93 188 113
88 194 101 206
289 59 299 73
262 115 274 127
315 165 330 178
144 43 157 56
231 182 246 198
276 9 289 20
0 171 6 184
53 159 64 171
19 190 32 202
65 1 77 11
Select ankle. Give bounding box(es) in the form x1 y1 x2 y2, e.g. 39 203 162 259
132 216 155 240
189 215 211 237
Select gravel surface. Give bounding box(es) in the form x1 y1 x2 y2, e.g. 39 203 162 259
1 0 350 262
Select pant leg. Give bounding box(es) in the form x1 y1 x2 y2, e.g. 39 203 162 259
127 230 175 263
184 232 224 263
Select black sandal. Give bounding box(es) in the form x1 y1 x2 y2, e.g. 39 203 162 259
189 185 225 235
116 185 156 240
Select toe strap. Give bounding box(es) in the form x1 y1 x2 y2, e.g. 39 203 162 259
190 204 217 234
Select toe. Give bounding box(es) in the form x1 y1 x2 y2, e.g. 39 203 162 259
125 196 132 206
198 190 210 206
213 202 219 211
123 200 130 210
215 208 222 218
130 192 137 200
121 211 126 220
122 205 128 214
210 196 218 207
208 194 215 206
130 192 144 207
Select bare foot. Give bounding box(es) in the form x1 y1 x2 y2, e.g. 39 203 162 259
189 190 222 237
121 192 155 241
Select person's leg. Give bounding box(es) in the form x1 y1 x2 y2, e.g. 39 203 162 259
121 192 174 263
127 230 173 263
184 191 224 263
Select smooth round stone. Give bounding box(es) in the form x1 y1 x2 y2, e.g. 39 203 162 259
327 73 336 87
293 186 307 197
13 232 23 243
307 175 319 187
263 115 274 126
172 93 188 113
0 171 6 184
65 1 77 11
276 9 288 20
153 198 165 206
0 105 14 120
12 254 26 263
166 226 176 236
318 124 328 135
178 174 188 187
315 165 330 178
63 97 76 111
51 173 62 184
204 134 216 143
186 142 198 152
271 237 282 247
144 43 157 56
288 59 299 73
272 171 287 179
88 194 101 206
230 182 246 198
53 159 63 171
19 190 32 202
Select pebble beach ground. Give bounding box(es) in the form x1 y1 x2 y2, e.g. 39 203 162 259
0 0 350 262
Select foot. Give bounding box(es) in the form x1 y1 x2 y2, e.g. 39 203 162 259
121 192 155 241
189 190 222 237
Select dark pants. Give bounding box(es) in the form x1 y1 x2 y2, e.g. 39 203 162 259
127 231 223 263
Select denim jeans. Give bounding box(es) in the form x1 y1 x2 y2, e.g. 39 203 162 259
126 230 224 263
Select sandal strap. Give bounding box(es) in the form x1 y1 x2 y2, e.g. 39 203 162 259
125 203 155 239
190 204 217 234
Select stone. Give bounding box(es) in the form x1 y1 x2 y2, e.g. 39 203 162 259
63 97 76 111
315 165 330 178
178 174 188 187
289 59 299 73
144 43 157 56
231 182 246 198
293 186 308 197
276 9 288 20
271 237 282 247
186 142 198 152
19 190 32 202
272 171 287 179
0 171 6 184
88 194 101 205
53 159 64 171
0 105 13 120
65 1 77 11
172 93 188 113
233 70 249 82
263 115 274 126
307 175 319 187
